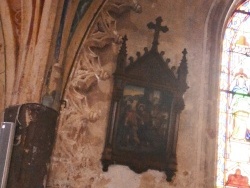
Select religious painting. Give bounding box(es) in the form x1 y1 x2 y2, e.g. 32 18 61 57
101 16 188 182
115 84 172 153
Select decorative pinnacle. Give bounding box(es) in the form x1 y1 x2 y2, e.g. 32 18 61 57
116 35 128 73
120 35 128 53
147 16 168 52
182 48 187 59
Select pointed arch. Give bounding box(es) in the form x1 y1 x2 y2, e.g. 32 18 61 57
198 0 238 187
217 0 250 187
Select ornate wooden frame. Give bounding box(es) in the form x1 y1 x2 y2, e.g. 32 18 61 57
101 16 188 181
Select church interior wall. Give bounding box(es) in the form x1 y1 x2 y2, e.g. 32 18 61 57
0 0 239 187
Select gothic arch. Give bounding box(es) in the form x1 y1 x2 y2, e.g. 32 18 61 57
60 0 107 96
201 0 242 187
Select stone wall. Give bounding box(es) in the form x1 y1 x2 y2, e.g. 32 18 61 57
47 0 234 187
0 0 239 187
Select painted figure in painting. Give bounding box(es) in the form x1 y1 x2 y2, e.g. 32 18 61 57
123 95 154 147
124 102 141 145
117 85 171 151
230 69 250 141
226 169 250 188
137 103 152 146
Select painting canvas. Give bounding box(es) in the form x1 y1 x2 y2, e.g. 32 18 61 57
114 84 173 154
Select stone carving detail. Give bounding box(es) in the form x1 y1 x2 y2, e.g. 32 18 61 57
61 0 142 126
48 2 142 186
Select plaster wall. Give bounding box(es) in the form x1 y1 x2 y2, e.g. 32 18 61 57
47 0 233 187
0 0 239 187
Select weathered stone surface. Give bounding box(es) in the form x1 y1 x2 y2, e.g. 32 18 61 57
0 0 238 187
47 0 227 187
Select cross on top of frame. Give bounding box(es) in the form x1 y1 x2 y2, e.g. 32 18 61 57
147 16 169 51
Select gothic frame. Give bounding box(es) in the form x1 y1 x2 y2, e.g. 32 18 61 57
101 16 188 181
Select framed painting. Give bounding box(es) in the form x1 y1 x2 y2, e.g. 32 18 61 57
101 17 188 181
115 84 172 153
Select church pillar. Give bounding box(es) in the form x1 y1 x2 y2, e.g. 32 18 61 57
3 103 58 188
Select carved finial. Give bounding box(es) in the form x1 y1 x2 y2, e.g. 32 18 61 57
177 48 189 93
128 56 134 64
120 35 128 53
136 52 141 58
147 16 168 52
116 35 128 73
160 51 165 56
182 48 187 60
